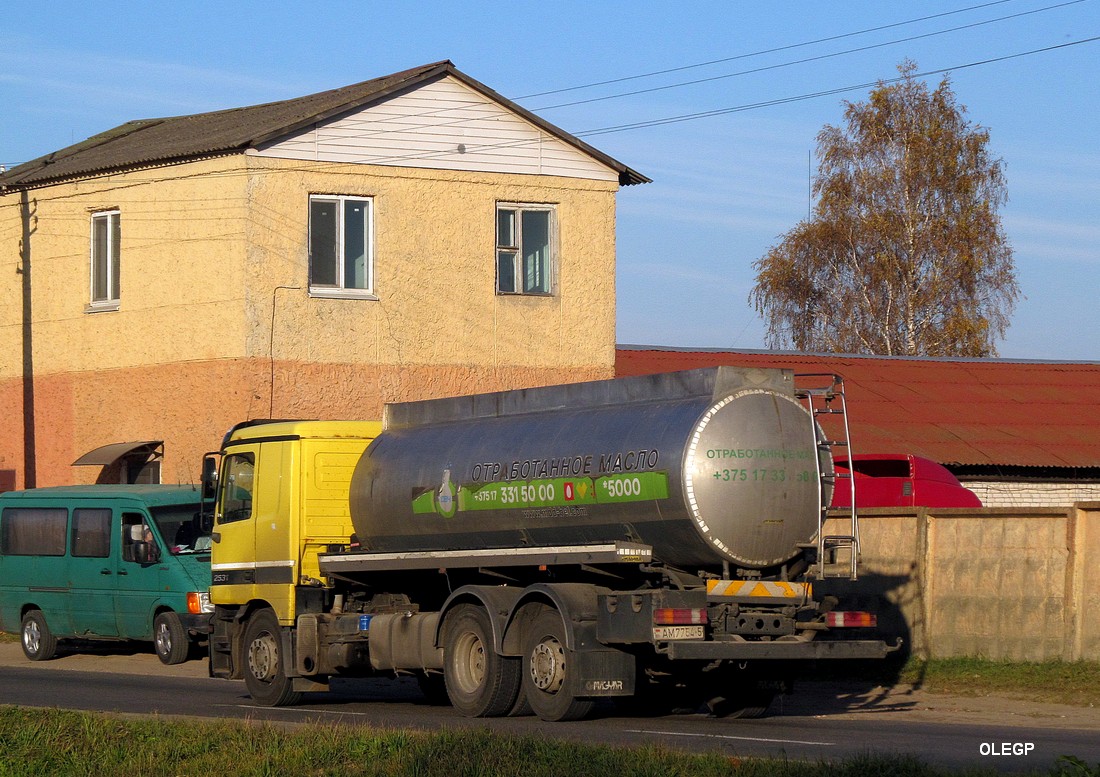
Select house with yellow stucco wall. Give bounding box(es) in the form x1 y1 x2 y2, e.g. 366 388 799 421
0 61 647 488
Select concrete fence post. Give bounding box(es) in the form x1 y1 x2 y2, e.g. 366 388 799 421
918 508 934 660
1065 506 1084 661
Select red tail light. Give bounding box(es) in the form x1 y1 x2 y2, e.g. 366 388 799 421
653 608 708 625
825 611 877 628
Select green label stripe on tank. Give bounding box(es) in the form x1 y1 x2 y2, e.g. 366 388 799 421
412 472 670 515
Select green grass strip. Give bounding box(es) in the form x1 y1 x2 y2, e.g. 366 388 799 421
897 658 1100 707
1 707 1096 777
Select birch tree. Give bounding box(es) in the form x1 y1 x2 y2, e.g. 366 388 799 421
750 61 1019 357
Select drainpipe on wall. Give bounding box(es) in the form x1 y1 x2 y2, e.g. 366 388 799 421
19 189 37 489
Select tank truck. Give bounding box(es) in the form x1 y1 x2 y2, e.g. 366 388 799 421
204 367 894 721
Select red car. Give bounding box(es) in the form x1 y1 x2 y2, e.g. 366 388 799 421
831 454 982 508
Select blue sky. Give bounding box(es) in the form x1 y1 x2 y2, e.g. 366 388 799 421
3 1 1097 360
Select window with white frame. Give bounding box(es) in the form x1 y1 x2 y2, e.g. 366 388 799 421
90 210 120 309
496 204 555 295
309 195 373 297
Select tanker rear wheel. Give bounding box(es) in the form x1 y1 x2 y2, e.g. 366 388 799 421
442 604 522 717
521 609 595 722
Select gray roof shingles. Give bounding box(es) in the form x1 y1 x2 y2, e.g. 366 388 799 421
1 61 648 189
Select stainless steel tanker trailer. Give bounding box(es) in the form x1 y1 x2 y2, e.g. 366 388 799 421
205 366 894 719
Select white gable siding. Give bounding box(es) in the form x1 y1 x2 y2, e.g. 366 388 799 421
252 76 618 182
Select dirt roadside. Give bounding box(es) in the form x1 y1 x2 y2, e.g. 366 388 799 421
0 639 208 678
2 641 1099 731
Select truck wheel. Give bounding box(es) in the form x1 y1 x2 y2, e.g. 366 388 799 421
20 610 57 661
442 604 521 717
154 612 190 665
521 609 594 722
242 610 302 706
508 688 532 717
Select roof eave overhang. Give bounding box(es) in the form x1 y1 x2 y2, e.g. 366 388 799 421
1 150 243 192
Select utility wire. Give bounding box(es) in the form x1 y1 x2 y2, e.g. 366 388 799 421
531 0 1086 111
295 3 1093 167
4 0 1081 173
4 31 1096 194
515 0 1026 99
574 36 1100 137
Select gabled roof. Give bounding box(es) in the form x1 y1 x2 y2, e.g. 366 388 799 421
616 346 1100 470
0 61 649 189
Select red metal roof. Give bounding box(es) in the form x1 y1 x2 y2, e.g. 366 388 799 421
616 347 1100 469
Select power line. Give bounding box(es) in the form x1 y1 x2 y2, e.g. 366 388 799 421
341 35 1099 168
515 0 1026 99
530 0 1087 112
4 1 1083 176
4 31 1096 194
574 36 1100 137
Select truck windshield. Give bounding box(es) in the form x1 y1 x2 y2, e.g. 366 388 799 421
151 504 212 556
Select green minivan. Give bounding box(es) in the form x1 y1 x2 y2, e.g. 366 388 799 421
0 485 212 664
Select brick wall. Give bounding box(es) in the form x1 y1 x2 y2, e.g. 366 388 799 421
961 481 1100 509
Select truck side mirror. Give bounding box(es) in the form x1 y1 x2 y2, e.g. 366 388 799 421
201 455 219 501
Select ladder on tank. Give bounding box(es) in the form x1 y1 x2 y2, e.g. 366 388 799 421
795 374 860 580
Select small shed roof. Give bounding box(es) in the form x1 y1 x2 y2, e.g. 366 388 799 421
616 346 1100 469
0 61 649 189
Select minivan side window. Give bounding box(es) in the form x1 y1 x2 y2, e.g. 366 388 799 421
72 508 111 558
220 453 255 524
1 507 67 556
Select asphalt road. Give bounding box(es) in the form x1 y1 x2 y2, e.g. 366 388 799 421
2 642 1098 773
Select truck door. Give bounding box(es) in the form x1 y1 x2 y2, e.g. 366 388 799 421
211 442 297 620
211 448 259 606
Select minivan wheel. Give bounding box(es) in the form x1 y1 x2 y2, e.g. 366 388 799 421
21 610 57 661
154 612 190 665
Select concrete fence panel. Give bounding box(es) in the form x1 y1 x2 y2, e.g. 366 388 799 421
824 503 1099 662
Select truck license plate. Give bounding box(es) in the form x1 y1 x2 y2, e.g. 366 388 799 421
652 625 705 641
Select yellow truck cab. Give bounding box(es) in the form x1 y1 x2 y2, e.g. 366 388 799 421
206 420 380 699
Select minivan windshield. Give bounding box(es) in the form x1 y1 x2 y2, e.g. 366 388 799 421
151 504 212 556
